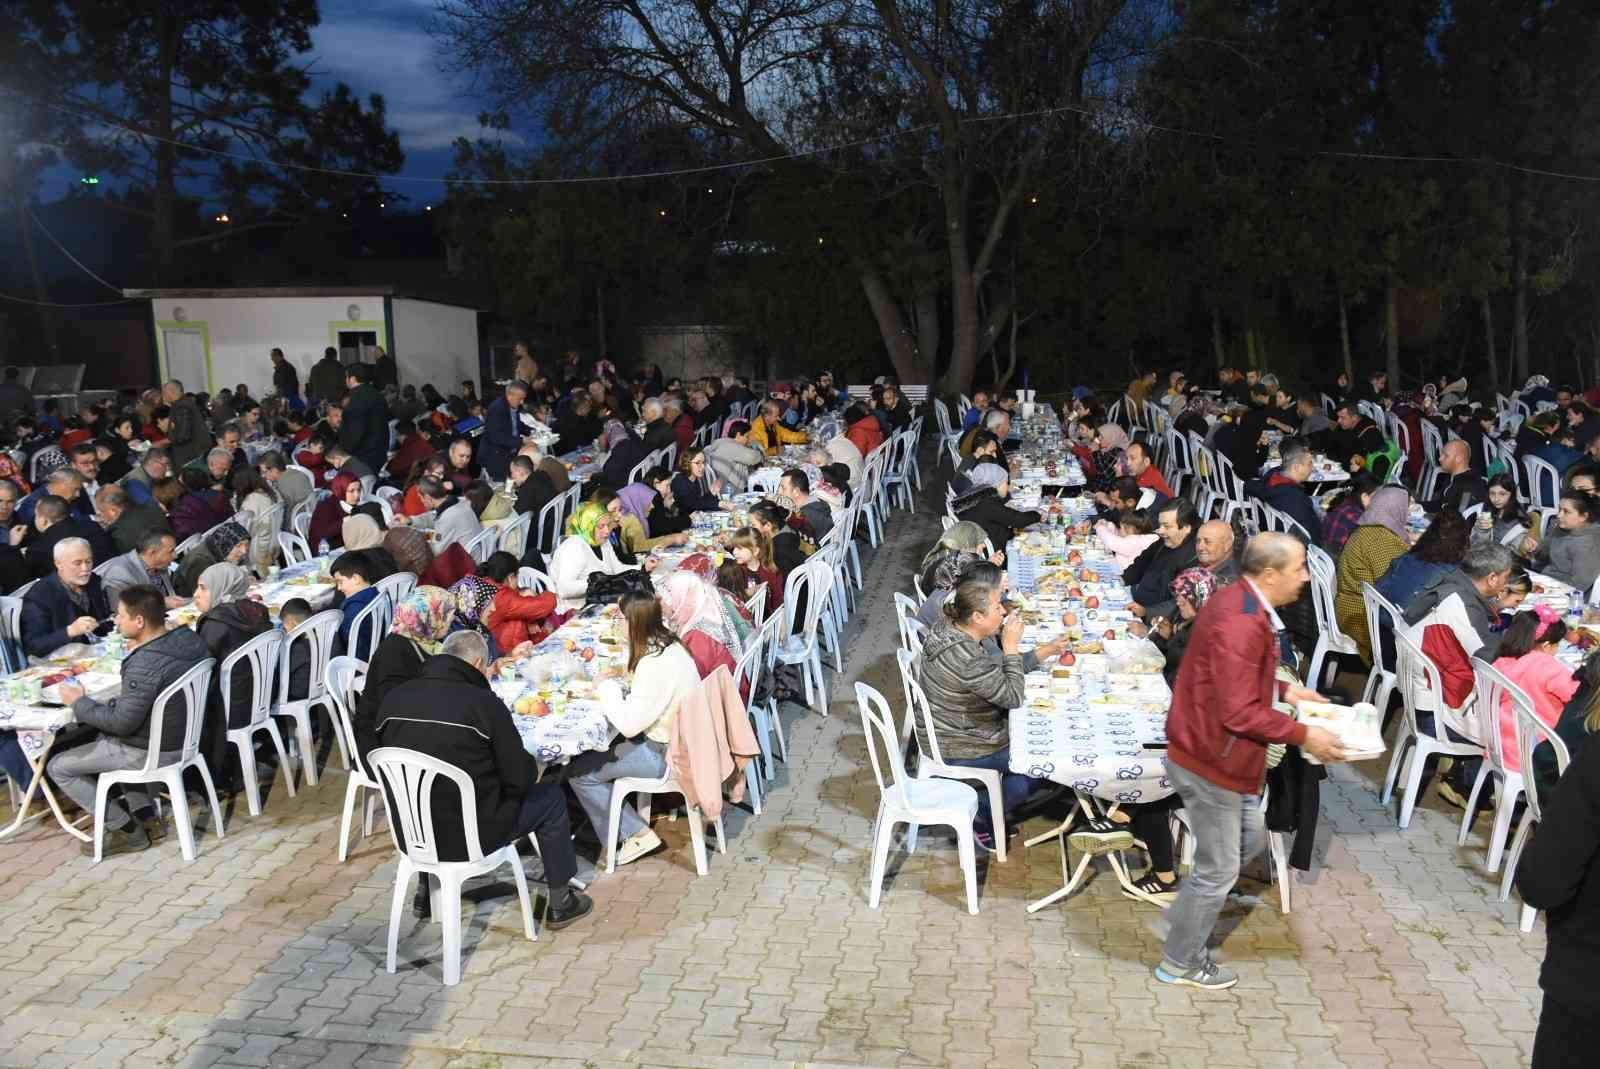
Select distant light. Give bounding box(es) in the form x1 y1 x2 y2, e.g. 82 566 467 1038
817 237 824 245
216 213 230 223
424 205 432 212
705 187 713 193
659 209 668 217
341 213 347 218
80 176 99 186
1028 196 1039 204
379 202 386 209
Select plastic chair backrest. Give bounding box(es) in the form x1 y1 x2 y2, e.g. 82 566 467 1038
1469 656 1531 778
1421 420 1444 465
781 558 831 646
1360 582 1402 671
462 527 498 564
278 531 312 566
1394 625 1476 743
732 616 768 697
535 492 564 554
1305 545 1347 641
1524 455 1560 510
374 572 417 607
743 583 768 627
277 609 341 705
144 658 217 768
348 591 393 663
499 511 533 558
0 595 24 674
896 646 949 764
367 747 488 865
627 453 654 485
286 463 316 485
855 682 912 811
1517 699 1571 827
748 468 781 495
324 656 369 776
220 630 284 732
173 533 203 559
903 618 927 656
516 567 553 594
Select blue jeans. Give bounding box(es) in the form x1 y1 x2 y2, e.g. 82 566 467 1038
942 747 1036 832
564 739 668 841
1161 762 1264 972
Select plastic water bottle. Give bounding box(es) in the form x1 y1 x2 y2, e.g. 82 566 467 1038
318 538 330 557
1570 588 1584 622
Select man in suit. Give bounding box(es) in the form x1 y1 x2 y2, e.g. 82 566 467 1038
98 530 185 606
19 536 113 657
479 382 528 482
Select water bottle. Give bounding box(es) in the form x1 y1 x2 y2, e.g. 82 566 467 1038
1570 588 1584 622
318 538 330 557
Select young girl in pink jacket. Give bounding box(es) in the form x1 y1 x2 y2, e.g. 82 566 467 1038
1492 606 1581 772
1095 510 1159 569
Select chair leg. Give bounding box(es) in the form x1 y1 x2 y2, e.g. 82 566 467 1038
1269 831 1292 913
1458 764 1491 846
743 761 762 816
953 821 980 915
264 721 296 799
713 815 726 854
1398 742 1430 829
291 713 319 787
193 759 225 841
1501 811 1535 901
326 701 352 771
1380 733 1413 805
167 771 198 862
504 850 538 941
768 699 788 762
1486 782 1522 874
439 872 464 986
91 775 115 864
338 776 359 861
234 736 263 817
982 779 1008 863
685 806 709 876
386 862 411 973
1520 904 1538 933
867 808 895 909
604 784 629 874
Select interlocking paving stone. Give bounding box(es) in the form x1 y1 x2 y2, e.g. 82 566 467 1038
0 455 1550 1067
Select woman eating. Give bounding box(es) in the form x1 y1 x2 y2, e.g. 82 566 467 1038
671 449 726 514
565 590 703 867
307 473 363 552
1087 423 1130 496
1521 492 1600 592
951 463 1042 558
1472 472 1530 548
175 521 251 598
231 467 281 577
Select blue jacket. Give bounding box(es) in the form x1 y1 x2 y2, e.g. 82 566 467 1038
1377 556 1455 613
20 574 112 657
338 586 382 658
478 397 522 481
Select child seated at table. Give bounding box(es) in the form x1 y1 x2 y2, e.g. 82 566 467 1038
475 551 557 651
728 526 784 615
331 552 382 658
1095 509 1158 569
279 598 313 703
1492 607 1581 774
716 559 756 622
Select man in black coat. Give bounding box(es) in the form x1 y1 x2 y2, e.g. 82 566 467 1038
479 382 528 482
270 348 300 403
23 496 115 579
308 347 346 404
373 631 593 929
1245 441 1322 545
1125 498 1200 618
338 364 392 475
19 534 114 657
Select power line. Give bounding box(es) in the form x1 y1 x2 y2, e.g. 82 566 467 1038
0 292 138 308
25 206 123 294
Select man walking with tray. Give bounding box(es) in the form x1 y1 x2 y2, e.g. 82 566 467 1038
1156 532 1347 989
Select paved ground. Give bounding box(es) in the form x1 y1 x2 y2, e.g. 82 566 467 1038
0 469 1547 1068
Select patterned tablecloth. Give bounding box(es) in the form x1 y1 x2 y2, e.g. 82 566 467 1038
1009 686 1172 806
491 605 626 765
0 704 76 761
167 557 336 628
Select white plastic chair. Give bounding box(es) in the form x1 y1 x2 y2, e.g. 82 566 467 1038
1304 545 1359 690
892 592 922 653
743 583 768 627
515 567 553 595
286 463 317 486
373 572 417 608
461 527 498 565
347 591 393 664
1419 421 1444 500
1504 699 1571 931
895 649 1007 862
1381 627 1484 828
277 531 312 567
273 609 346 787
498 511 533 559
747 468 782 495
1359 583 1402 716
91 658 226 863
326 657 383 861
731 618 781 786
534 492 565 556
0 595 25 674
856 682 979 914
770 559 833 715
1460 658 1535 873
602 727 728 876
172 532 203 559
221 630 295 817
367 747 537 986
1524 455 1561 511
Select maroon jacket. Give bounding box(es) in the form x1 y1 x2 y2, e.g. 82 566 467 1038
1164 580 1308 794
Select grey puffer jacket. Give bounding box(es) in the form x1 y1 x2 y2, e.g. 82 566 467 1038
914 621 1027 760
70 626 212 751
1531 523 1600 593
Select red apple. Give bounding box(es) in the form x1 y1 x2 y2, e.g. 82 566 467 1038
1068 586 1084 598
532 699 552 717
1084 596 1100 610
1103 629 1117 640
579 647 596 662
1062 611 1079 627
1058 651 1076 666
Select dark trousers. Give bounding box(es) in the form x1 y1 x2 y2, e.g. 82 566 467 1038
507 781 578 890
1534 992 1597 1068
942 747 1036 832
1129 794 1183 872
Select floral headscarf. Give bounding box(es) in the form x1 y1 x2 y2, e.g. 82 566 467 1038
450 576 498 631
659 570 742 659
384 527 433 576
566 500 608 545
0 455 31 495
1170 567 1219 615
204 521 250 562
389 585 454 655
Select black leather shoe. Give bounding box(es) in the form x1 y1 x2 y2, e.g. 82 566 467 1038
545 888 593 930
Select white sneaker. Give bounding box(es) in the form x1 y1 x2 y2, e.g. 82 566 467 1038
613 828 663 867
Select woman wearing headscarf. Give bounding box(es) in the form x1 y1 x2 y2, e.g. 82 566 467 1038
383 525 473 590
230 466 281 578
342 514 398 578
548 500 653 614
193 561 273 790
951 463 1042 558
307 473 362 552
174 520 250 597
1148 567 1221 683
1333 485 1413 662
1086 423 1129 495
658 570 742 695
448 574 507 656
352 586 455 759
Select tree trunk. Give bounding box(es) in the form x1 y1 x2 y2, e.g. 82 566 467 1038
859 268 929 384
1481 296 1498 397
151 10 179 284
1210 303 1226 368
941 197 980 395
1512 208 1530 384
914 288 939 378
595 283 607 355
1244 324 1257 369
6 155 57 357
1384 271 1401 387
1336 281 1353 383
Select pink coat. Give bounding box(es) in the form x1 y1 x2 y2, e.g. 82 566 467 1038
666 665 760 820
1492 651 1580 772
1094 521 1158 569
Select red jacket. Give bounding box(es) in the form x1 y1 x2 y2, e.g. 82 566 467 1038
1164 580 1307 794
846 416 885 458
1136 465 1173 499
673 413 695 455
489 583 556 653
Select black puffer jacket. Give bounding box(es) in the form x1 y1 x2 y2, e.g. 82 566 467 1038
197 599 274 729
70 626 211 752
952 486 1040 555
